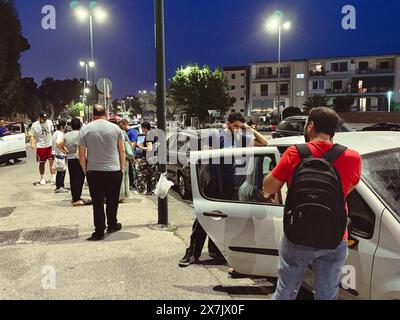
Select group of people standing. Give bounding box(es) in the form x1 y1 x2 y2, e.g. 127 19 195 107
30 106 158 241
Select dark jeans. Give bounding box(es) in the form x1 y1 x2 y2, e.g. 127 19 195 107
56 171 66 189
188 219 223 260
87 171 123 236
128 161 136 188
68 159 85 202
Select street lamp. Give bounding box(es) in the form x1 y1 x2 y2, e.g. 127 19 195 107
265 11 291 122
79 61 95 122
74 2 108 105
388 91 394 112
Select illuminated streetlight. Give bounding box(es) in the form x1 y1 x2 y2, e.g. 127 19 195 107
265 10 291 122
388 91 393 112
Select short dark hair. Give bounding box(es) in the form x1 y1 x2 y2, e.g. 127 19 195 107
308 107 340 136
93 105 106 117
119 119 129 126
57 120 67 130
70 118 82 130
228 113 245 123
141 121 151 131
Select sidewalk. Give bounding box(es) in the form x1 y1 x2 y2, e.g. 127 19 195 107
0 147 274 300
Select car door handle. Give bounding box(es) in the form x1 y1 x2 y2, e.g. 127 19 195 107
203 211 228 218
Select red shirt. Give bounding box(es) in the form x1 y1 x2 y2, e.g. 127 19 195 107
272 140 362 240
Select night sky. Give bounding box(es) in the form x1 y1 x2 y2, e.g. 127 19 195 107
15 0 400 99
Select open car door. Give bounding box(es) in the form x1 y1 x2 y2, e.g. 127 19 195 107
190 147 285 277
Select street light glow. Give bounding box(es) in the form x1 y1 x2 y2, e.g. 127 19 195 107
84 88 90 94
266 17 281 32
80 61 85 67
75 7 89 21
94 7 107 23
88 61 95 68
283 21 291 30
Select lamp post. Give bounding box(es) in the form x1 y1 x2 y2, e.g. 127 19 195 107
265 11 291 122
388 91 393 112
155 0 168 226
74 2 107 105
80 61 94 122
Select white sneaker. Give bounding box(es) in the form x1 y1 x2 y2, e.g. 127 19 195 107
55 188 69 194
39 178 46 185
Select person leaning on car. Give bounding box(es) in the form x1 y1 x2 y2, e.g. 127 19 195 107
178 113 268 267
263 107 362 300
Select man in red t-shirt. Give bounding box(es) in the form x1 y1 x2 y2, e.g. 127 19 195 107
263 107 361 300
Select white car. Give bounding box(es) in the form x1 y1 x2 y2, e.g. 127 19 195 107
0 122 27 164
190 132 400 300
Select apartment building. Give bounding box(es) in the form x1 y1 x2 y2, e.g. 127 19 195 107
250 60 308 114
222 66 249 115
244 53 400 115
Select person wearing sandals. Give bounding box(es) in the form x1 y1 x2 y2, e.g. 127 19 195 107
60 118 88 207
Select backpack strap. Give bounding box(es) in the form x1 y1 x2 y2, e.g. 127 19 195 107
323 144 347 163
295 144 312 160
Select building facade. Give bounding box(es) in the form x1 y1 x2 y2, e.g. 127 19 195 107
222 66 250 115
224 54 400 116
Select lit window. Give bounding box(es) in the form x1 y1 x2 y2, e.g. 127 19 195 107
296 74 305 79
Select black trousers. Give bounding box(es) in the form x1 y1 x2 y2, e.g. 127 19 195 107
87 171 123 236
56 171 65 189
68 159 85 202
128 161 135 188
188 219 223 260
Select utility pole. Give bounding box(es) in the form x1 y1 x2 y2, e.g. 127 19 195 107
155 0 168 226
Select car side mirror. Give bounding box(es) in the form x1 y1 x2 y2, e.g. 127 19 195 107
347 217 359 249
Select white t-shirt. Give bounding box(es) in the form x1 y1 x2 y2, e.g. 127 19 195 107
52 130 65 156
30 120 54 148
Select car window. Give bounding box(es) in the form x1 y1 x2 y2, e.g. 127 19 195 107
362 148 400 217
197 154 282 205
347 190 375 239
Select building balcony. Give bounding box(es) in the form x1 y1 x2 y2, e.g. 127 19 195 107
350 87 393 94
355 68 394 75
253 73 291 80
325 88 350 95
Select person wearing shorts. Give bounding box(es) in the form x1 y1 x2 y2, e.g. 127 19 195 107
30 112 55 185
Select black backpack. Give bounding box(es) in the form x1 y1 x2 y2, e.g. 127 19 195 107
284 143 348 250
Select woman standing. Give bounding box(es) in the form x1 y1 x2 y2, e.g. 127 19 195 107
61 118 87 207
53 120 68 193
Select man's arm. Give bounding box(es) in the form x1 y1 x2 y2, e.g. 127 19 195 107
118 138 126 172
79 145 87 175
243 124 268 147
263 173 285 196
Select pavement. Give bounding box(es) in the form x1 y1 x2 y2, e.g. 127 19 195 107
0 146 276 300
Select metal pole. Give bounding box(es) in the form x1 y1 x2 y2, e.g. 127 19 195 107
277 25 282 122
85 63 89 123
89 14 96 105
155 0 168 226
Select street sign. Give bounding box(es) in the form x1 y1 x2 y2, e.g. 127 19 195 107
96 78 113 96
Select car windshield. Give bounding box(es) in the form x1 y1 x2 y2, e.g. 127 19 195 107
362 148 400 216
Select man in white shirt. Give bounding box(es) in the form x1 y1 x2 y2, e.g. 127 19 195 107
30 112 56 185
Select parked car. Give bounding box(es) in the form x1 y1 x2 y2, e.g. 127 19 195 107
190 132 400 299
166 129 216 199
0 122 27 165
272 116 352 139
362 123 400 132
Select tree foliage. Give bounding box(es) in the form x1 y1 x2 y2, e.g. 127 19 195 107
333 96 354 113
303 95 329 113
0 0 30 117
169 65 233 122
38 77 82 118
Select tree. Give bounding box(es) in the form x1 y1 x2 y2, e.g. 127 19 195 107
38 78 82 118
0 0 30 117
169 65 233 122
333 96 354 113
68 102 85 118
21 77 41 118
303 95 329 114
282 107 302 119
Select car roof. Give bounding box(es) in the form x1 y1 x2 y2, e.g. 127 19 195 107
283 116 307 121
268 132 400 155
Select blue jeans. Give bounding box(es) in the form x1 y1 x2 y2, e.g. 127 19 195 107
273 234 348 300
